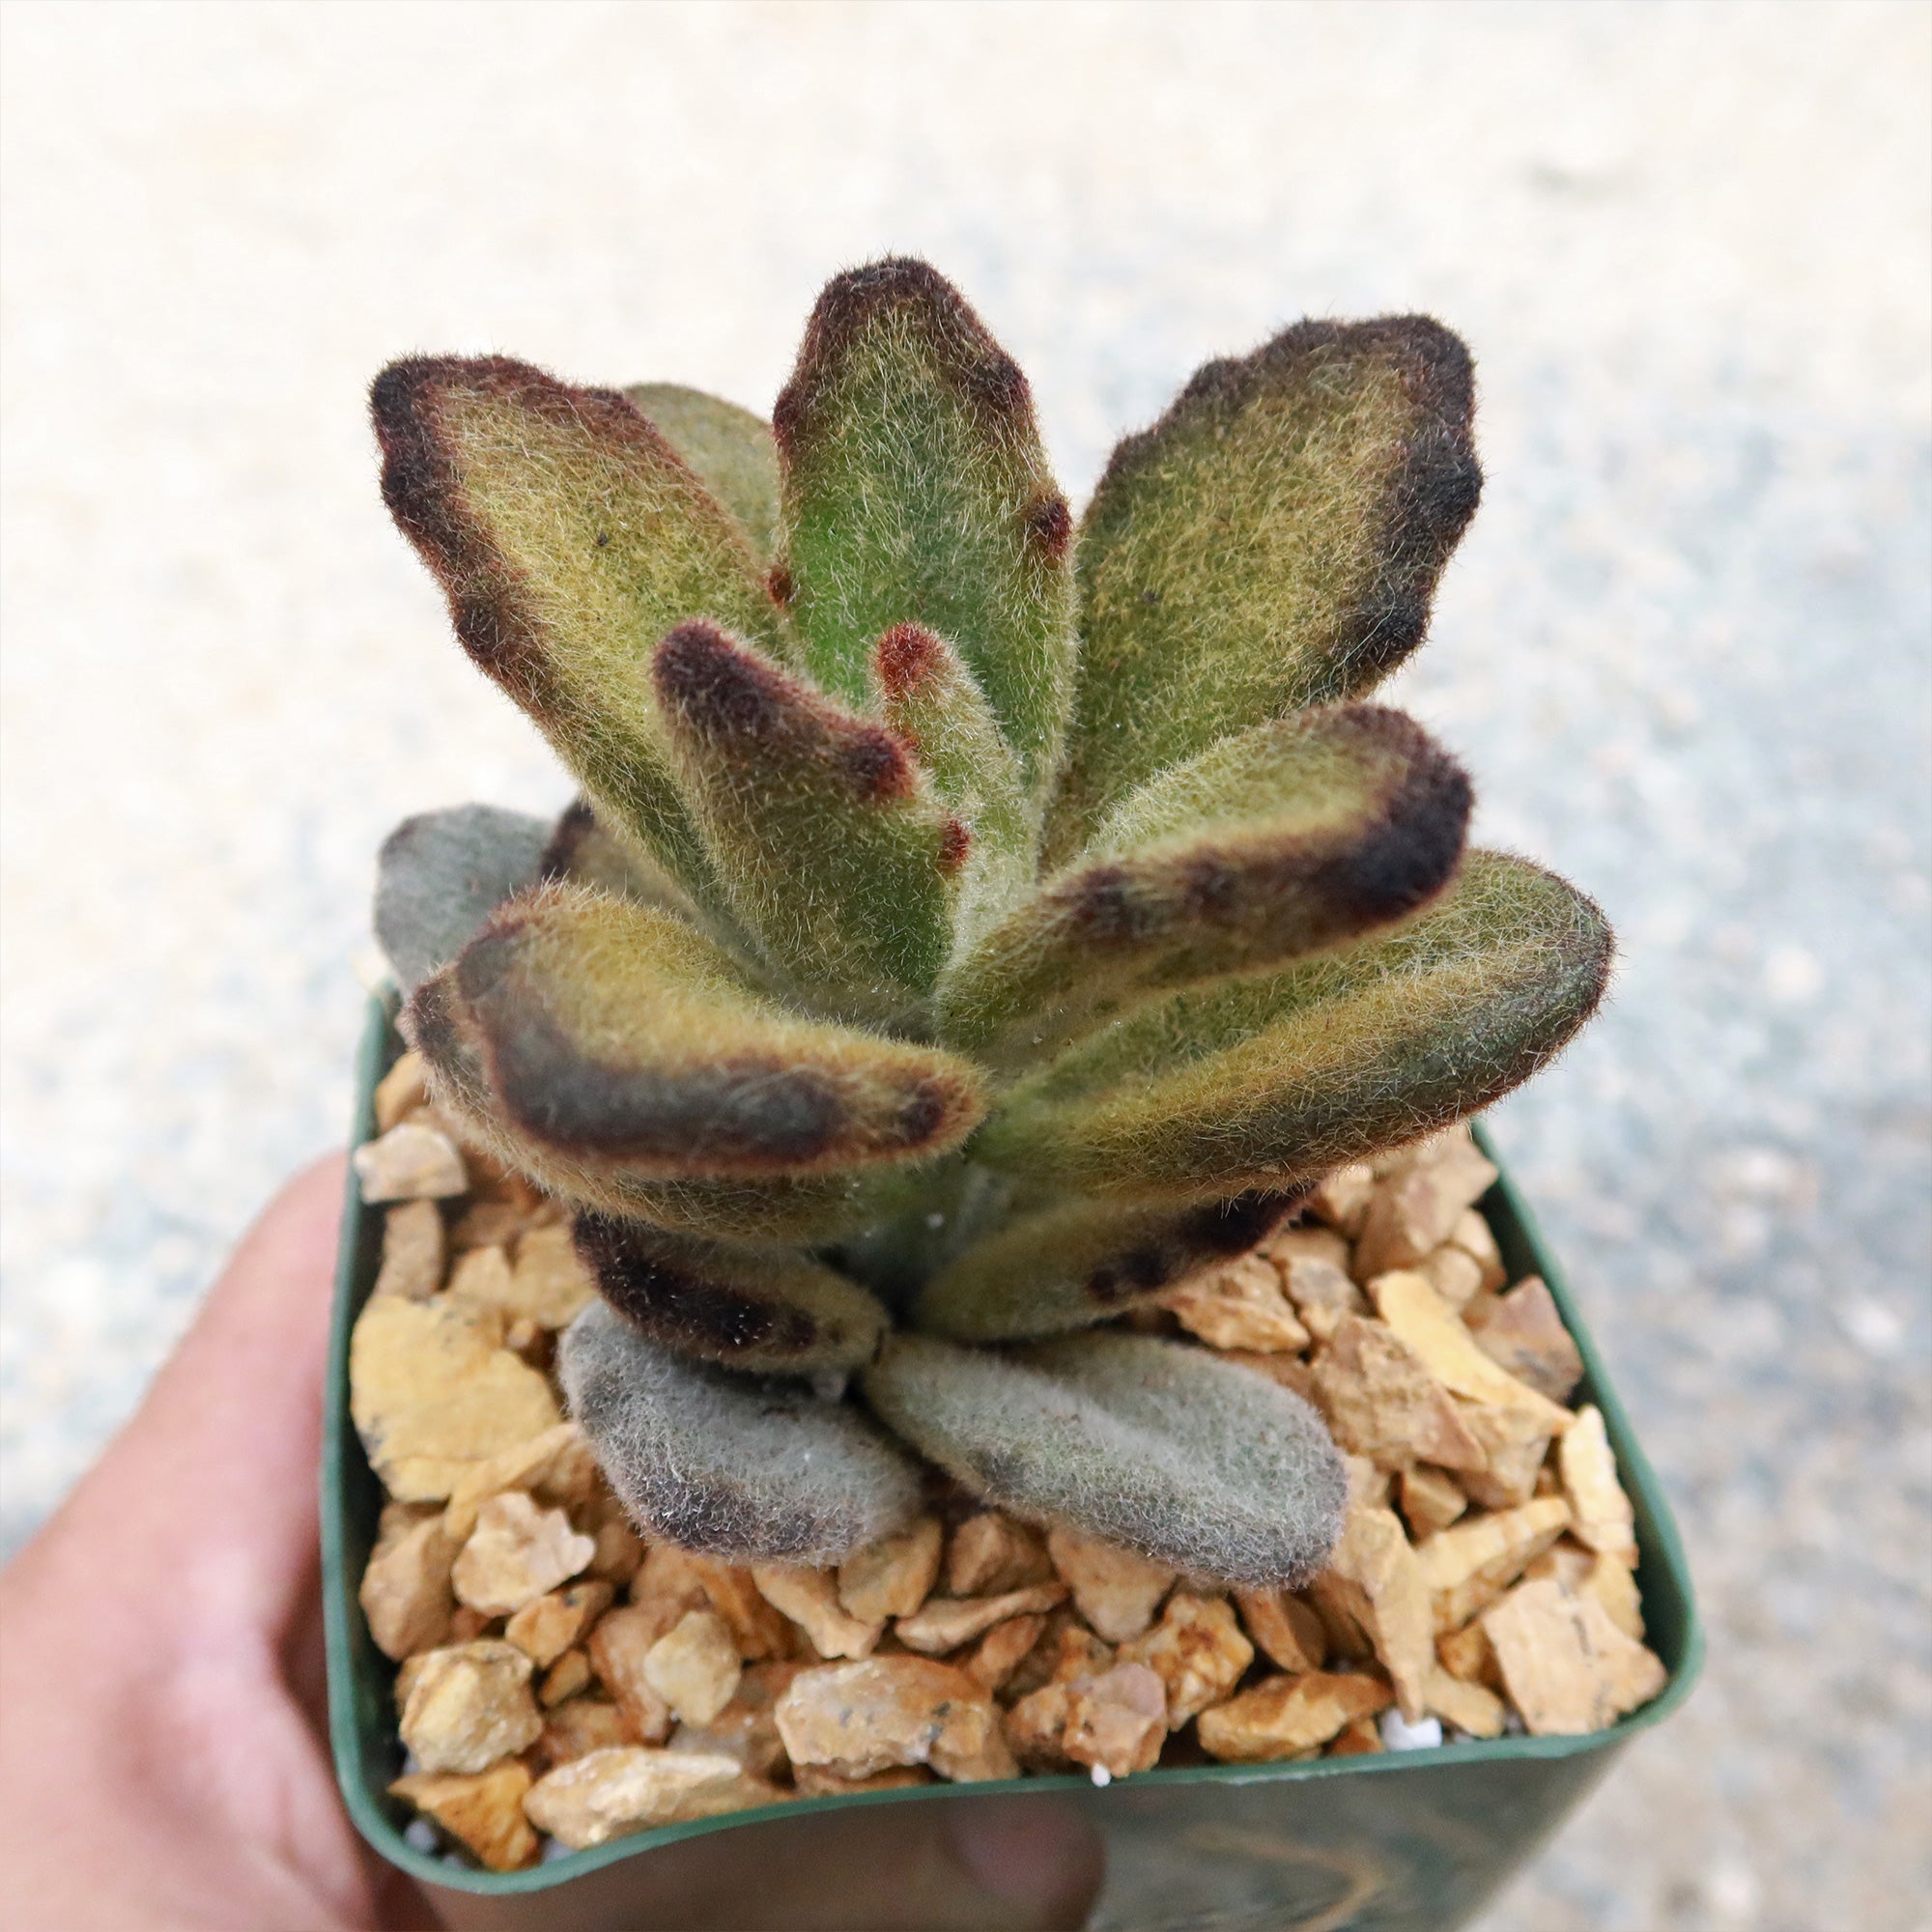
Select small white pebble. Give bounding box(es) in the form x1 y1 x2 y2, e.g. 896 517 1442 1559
403 1818 439 1853
1378 1710 1444 1752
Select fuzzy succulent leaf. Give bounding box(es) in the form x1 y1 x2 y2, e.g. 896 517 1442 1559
1048 317 1481 853
370 357 788 918
910 1189 1302 1343
560 1299 923 1563
862 1331 1347 1585
974 853 1611 1201
571 1210 888 1375
624 383 781 561
406 882 985 1214
871 623 1037 954
940 706 1471 1065
651 620 968 1015
579 1169 929 1248
374 804 554 994
772 259 1076 790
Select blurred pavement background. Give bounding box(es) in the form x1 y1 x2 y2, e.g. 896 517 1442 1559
2 5 1926 1926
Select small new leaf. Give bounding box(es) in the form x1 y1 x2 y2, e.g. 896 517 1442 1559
653 620 969 1014
872 623 1037 955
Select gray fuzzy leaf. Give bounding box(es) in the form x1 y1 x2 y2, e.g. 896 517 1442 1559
862 1329 1347 1586
374 804 554 993
558 1299 923 1565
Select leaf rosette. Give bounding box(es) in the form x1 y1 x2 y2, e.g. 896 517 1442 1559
370 259 1610 1586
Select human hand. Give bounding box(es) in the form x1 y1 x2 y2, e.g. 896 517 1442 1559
0 1158 1103 1931
0 1156 434 1931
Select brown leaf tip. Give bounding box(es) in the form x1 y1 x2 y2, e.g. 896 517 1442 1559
537 798 599 882
764 562 795 610
573 1212 819 1359
873 622 948 702
774 256 1033 454
372 356 655 563
402 971 472 1082
838 726 918 804
653 619 787 737
370 355 510 596
937 816 974 874
1305 707 1473 928
1024 492 1072 563
370 355 680 693
653 621 917 804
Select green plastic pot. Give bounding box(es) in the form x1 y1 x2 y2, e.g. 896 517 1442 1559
324 992 1701 1931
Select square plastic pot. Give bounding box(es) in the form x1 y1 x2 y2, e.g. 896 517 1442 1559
325 992 1701 1932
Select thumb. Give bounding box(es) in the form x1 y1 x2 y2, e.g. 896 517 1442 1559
944 1794 1108 1930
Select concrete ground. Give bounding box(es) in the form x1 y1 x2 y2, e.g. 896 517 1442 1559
3 5 1926 1926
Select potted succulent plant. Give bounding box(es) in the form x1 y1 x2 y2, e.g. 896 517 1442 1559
324 259 1700 1931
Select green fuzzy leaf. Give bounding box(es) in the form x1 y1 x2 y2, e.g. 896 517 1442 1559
871 623 1038 955
911 1189 1302 1343
371 356 788 916
408 969 913 1241
1049 316 1481 853
861 1331 1347 1585
972 852 1611 1201
582 1170 928 1247
624 383 781 563
374 804 554 994
561 1300 923 1563
404 882 986 1219
572 1211 887 1375
652 620 969 1016
941 705 1470 1064
773 258 1076 790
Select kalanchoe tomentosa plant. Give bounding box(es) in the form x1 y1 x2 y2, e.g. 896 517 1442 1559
369 258 1610 1593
